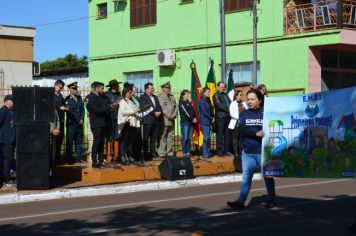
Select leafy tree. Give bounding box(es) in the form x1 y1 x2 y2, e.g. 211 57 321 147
41 54 88 71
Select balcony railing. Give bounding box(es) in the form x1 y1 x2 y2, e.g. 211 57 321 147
284 0 356 34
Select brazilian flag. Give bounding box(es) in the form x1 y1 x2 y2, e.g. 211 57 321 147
205 59 217 106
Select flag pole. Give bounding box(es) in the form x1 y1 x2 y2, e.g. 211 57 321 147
220 0 226 84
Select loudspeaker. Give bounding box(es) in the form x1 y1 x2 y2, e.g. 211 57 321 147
16 123 51 190
158 157 194 180
16 123 50 153
12 87 35 122
12 87 55 123
35 87 55 122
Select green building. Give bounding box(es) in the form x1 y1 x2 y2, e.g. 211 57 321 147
89 0 356 94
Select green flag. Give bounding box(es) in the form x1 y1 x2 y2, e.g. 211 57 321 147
205 59 217 105
227 69 234 94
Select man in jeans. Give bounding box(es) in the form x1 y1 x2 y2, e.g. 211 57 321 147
0 95 16 187
213 82 232 156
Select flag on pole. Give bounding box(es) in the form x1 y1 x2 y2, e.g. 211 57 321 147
190 61 203 146
205 59 217 106
227 68 234 94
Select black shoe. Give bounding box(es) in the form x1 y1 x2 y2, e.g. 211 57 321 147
76 159 86 164
265 201 276 209
227 200 245 210
225 152 233 156
218 153 225 157
99 162 107 168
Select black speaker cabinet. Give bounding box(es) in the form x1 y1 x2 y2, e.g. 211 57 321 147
16 123 51 190
12 87 55 123
158 157 194 181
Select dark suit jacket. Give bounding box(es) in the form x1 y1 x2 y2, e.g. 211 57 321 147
0 106 16 144
139 93 163 125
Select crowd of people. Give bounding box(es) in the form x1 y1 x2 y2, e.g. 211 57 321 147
0 79 270 196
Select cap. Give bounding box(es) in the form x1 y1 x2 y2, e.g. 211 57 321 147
92 81 104 88
160 81 171 88
106 79 122 88
67 82 78 89
4 95 13 102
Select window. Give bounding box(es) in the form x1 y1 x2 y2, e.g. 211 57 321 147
97 3 107 19
130 0 157 28
225 0 252 13
225 62 261 85
125 71 153 94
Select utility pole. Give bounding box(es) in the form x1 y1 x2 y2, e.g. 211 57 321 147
220 0 226 83
252 0 258 87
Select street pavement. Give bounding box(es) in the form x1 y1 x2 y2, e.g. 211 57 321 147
0 178 355 236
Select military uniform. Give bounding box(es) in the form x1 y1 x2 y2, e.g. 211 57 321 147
157 82 178 157
65 82 85 163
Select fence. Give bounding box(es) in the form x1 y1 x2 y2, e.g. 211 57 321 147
0 85 306 157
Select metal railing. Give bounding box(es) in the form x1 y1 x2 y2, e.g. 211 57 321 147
284 0 356 34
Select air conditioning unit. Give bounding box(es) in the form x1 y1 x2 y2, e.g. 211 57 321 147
157 50 175 66
33 61 40 76
112 0 127 2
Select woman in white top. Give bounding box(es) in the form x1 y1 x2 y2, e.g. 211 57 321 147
228 90 248 158
117 85 141 165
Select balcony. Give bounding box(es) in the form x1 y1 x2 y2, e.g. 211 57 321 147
284 0 356 34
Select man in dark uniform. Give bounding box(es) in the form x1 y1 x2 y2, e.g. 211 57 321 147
86 82 111 168
104 79 122 163
139 82 162 161
53 79 68 165
0 95 16 187
65 82 85 163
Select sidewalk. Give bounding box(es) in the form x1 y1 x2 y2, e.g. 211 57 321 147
0 173 261 205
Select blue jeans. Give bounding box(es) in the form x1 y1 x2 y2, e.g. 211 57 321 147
201 125 211 158
180 120 193 155
238 151 276 204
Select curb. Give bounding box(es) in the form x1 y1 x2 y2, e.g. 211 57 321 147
0 173 261 205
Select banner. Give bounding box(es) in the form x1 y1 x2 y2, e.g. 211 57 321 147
262 86 356 178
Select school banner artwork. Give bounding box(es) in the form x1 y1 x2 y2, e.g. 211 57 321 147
262 86 356 178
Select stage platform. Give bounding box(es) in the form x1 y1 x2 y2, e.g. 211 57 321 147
55 156 236 185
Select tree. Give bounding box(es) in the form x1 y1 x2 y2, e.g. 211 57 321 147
41 54 88 71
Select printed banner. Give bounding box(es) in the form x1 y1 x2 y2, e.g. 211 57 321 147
262 86 356 178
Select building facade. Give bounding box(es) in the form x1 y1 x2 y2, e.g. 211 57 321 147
89 0 356 94
0 25 36 92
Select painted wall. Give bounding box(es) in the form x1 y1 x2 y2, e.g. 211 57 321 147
89 0 343 93
0 61 33 87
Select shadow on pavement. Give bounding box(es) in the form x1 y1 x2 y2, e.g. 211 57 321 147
0 194 355 235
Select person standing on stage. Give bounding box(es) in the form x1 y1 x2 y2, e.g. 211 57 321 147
53 79 68 165
157 81 178 158
117 84 141 165
86 82 111 168
139 83 162 161
0 95 16 187
227 89 276 210
179 90 197 157
65 82 85 163
199 88 214 159
105 79 122 164
228 90 248 158
213 82 232 157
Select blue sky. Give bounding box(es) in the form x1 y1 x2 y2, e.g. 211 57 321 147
0 0 88 62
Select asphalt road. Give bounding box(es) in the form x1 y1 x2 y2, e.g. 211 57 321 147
0 178 355 236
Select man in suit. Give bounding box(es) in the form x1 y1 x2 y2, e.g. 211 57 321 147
86 82 111 168
157 81 178 157
53 79 68 165
0 95 16 187
65 82 85 163
139 82 162 161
